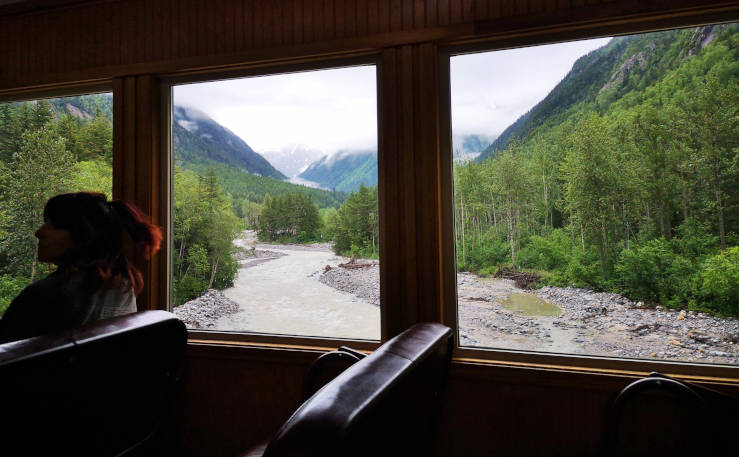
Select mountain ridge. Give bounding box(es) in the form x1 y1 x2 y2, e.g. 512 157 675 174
173 105 285 180
477 24 727 163
298 149 377 193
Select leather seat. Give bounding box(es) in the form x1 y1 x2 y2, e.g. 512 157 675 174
0 310 187 457
243 322 453 457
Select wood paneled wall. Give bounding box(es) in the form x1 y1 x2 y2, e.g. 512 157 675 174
2 1 738 456
2 0 735 90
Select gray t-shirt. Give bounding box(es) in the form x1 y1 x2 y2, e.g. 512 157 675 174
0 269 136 344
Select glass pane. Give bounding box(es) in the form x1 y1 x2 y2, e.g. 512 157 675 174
0 93 114 317
171 66 380 340
452 23 738 364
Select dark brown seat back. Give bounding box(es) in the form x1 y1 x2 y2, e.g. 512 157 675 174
263 322 453 457
0 310 187 457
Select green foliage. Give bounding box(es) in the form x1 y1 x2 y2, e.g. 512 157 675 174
257 192 321 242
184 159 346 210
0 94 117 317
0 128 76 278
455 25 739 316
614 238 697 306
517 230 571 272
331 185 379 258
563 247 603 289
172 166 242 305
699 247 739 315
0 275 31 317
72 160 113 199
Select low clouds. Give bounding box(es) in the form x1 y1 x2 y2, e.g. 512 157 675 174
173 38 610 156
174 65 378 155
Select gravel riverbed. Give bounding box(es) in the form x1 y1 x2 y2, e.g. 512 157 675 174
318 266 739 365
172 235 738 365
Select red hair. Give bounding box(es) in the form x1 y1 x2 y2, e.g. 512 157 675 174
43 192 162 294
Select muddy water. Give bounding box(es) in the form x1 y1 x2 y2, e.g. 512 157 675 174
216 245 380 340
503 293 562 317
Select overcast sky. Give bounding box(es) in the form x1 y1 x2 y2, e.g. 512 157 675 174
174 66 378 155
451 37 611 138
173 36 611 155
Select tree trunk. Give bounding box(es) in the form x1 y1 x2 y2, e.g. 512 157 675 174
542 171 549 233
30 257 37 282
208 258 219 289
623 202 629 250
507 203 515 264
598 223 608 280
580 224 585 251
713 158 726 251
460 193 466 265
680 171 689 223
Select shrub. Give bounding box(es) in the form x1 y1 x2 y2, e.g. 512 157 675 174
468 232 510 270
699 247 739 316
173 275 207 306
565 247 602 289
517 229 571 271
0 275 31 317
614 238 699 307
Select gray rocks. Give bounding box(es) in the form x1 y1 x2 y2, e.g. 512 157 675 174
315 263 739 365
318 264 379 306
173 289 240 329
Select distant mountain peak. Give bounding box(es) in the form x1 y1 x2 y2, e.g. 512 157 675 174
259 143 326 179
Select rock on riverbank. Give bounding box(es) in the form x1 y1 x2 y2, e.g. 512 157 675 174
173 289 240 329
318 267 739 365
319 263 380 306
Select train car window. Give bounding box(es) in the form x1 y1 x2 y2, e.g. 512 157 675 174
450 23 738 365
0 93 113 318
170 65 380 340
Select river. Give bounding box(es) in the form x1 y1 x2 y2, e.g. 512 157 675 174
215 234 380 340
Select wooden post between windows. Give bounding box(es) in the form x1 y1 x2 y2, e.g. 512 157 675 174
379 43 444 338
113 75 168 311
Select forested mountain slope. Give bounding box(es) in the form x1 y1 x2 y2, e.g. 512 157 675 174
478 24 728 162
456 23 738 316
42 95 344 208
298 149 377 193
173 106 285 180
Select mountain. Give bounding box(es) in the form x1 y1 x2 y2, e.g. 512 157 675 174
50 93 113 121
477 24 730 163
298 149 377 193
452 133 495 162
173 106 285 180
259 144 326 178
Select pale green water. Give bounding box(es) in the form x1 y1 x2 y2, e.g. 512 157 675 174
503 293 562 317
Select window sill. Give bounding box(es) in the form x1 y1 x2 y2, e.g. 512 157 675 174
186 329 380 353
453 346 739 384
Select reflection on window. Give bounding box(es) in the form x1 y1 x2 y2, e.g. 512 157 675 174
0 93 114 317
171 66 380 340
451 23 738 364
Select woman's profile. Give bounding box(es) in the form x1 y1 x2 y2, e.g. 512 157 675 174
0 192 161 343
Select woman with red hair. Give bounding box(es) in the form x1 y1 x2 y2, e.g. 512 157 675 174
0 192 162 343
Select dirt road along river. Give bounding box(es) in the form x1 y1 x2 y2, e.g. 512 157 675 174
215 234 380 340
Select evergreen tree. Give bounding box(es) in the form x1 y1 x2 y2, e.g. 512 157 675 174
0 128 75 280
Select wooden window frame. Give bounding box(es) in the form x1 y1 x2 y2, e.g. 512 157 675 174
437 16 739 381
161 54 384 352
154 6 739 385
2 2 733 384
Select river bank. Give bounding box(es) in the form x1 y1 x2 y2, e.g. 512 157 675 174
173 234 738 365
317 264 738 365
